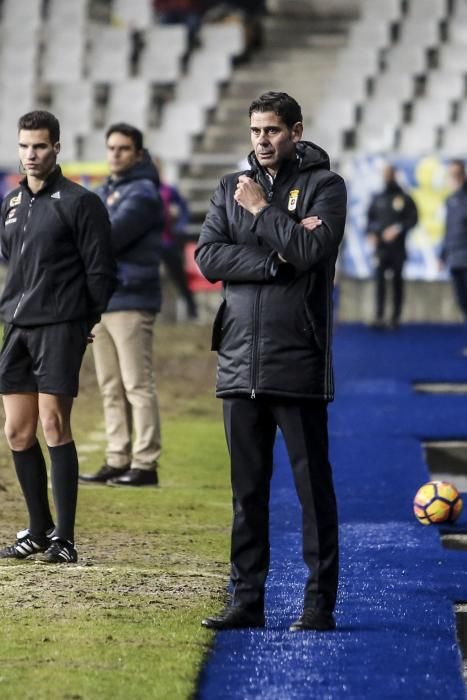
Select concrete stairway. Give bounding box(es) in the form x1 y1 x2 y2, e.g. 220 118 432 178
179 11 354 233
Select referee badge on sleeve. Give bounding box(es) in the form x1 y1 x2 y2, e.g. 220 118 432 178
288 188 300 212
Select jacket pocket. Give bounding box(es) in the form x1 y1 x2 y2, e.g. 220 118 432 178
211 299 226 351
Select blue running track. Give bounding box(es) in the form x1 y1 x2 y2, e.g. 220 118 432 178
197 324 467 700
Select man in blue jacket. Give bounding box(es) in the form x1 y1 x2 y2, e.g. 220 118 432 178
440 159 467 320
80 123 164 487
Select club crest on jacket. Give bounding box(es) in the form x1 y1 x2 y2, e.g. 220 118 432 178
288 188 300 211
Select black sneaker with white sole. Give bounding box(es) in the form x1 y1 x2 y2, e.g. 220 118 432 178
0 528 53 560
36 538 78 564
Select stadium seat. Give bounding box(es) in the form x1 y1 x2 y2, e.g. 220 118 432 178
347 20 392 50
425 71 466 101
81 130 108 162
88 26 131 82
448 22 467 44
335 46 381 76
199 23 245 59
397 124 438 155
51 82 95 136
438 44 467 72
313 98 358 132
45 0 88 29
112 0 153 29
357 124 397 153
384 45 428 76
1 0 42 30
372 72 415 101
441 123 467 155
42 30 85 82
398 18 442 48
360 98 403 130
140 25 187 85
359 0 403 23
406 0 448 20
106 80 150 130
411 98 453 128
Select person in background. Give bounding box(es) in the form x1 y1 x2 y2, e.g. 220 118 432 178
440 159 467 321
158 173 198 320
79 123 164 488
0 110 115 564
196 91 346 632
366 164 418 331
154 0 209 46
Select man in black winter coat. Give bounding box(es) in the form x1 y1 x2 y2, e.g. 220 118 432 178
196 91 347 632
0 110 116 564
366 164 418 330
440 159 467 319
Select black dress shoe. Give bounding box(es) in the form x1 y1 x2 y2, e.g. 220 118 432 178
107 468 158 487
79 464 130 483
290 609 336 632
201 606 265 630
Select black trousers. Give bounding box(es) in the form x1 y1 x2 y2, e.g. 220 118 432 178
451 268 467 319
223 396 339 613
375 258 404 322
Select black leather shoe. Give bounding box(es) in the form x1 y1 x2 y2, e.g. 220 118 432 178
107 468 158 487
290 609 336 632
201 606 265 630
79 464 130 483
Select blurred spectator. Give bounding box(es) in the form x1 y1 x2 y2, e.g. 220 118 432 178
80 123 164 488
159 177 198 320
440 159 467 321
366 164 418 331
154 0 209 45
205 0 266 59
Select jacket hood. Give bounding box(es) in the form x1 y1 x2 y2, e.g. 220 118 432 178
248 140 330 174
111 149 160 187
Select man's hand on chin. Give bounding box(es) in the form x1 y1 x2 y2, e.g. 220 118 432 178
234 175 268 215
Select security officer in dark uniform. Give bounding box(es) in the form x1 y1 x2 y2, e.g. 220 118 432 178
196 92 347 632
367 164 418 330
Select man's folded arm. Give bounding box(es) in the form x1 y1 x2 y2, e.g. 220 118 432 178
251 174 347 271
195 182 277 283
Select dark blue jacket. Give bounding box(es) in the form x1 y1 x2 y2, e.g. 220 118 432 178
442 183 467 270
96 152 164 313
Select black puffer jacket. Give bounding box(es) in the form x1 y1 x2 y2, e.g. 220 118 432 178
195 141 347 401
0 167 116 329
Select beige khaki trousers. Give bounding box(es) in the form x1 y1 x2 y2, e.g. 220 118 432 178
92 310 161 470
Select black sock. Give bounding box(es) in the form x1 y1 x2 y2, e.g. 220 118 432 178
48 441 79 544
12 441 55 539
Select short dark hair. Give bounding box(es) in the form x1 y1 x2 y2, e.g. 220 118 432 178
449 159 466 174
248 91 303 128
17 110 60 144
106 122 144 151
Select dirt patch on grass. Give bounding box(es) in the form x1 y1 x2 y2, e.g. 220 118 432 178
0 321 228 618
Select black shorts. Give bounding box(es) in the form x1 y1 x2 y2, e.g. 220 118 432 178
0 321 89 397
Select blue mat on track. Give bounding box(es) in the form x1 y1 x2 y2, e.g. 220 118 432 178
197 324 467 699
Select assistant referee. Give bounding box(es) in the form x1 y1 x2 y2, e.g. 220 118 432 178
0 110 116 564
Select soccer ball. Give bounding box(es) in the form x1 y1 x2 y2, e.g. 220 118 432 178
413 480 463 525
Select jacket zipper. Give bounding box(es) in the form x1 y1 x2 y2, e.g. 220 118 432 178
249 179 273 399
250 286 262 398
12 292 25 319
13 196 34 321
